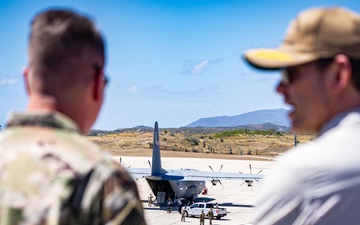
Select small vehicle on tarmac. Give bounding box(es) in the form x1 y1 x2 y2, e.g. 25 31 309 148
182 202 227 219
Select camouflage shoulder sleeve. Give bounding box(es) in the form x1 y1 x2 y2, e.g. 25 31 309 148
101 171 146 225
79 161 146 225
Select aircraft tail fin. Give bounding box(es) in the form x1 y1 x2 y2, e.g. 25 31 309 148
151 121 164 176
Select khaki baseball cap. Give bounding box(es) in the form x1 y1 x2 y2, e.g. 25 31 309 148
244 7 360 70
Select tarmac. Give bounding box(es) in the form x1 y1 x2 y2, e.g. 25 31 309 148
115 156 275 225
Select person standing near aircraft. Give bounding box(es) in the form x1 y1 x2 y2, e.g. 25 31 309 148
207 208 214 225
166 197 173 213
244 6 360 225
181 207 186 222
199 210 205 225
177 198 183 213
0 8 146 224
148 193 154 207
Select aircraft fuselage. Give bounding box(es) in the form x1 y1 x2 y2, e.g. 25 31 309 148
146 178 205 202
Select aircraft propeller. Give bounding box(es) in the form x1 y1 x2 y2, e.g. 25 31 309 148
119 157 131 168
208 164 223 173
239 164 262 190
209 164 224 188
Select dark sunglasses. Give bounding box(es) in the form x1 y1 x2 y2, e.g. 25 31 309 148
281 58 335 86
281 67 299 86
93 64 109 86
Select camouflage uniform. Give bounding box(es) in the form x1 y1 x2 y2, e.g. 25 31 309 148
0 111 146 225
199 211 205 225
180 208 186 222
207 209 213 225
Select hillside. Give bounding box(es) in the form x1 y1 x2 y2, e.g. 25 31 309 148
88 109 306 159
89 128 314 159
186 108 289 127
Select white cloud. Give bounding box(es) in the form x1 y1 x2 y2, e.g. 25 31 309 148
180 58 224 75
192 60 209 74
126 84 167 94
127 84 140 93
126 83 218 97
0 76 19 86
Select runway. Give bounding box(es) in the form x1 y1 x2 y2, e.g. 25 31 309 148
115 156 275 225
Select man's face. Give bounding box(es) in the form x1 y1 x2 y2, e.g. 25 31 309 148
276 61 331 133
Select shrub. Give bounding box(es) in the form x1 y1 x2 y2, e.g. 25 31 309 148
186 136 200 146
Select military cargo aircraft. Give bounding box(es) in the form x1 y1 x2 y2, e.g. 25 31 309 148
125 122 263 203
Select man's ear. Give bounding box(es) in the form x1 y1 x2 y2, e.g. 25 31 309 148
23 67 31 95
92 69 103 101
331 54 352 93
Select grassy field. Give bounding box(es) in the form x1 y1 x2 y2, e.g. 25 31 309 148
88 130 314 159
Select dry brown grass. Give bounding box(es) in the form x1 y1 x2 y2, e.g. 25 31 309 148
88 131 314 159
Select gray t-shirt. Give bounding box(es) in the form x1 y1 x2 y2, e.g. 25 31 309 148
253 109 360 225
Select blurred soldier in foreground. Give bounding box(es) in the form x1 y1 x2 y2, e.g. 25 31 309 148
244 6 360 225
0 8 146 224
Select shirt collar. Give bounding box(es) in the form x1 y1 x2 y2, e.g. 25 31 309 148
6 111 81 133
319 107 360 137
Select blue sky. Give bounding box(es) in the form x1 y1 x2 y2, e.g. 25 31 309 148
1 0 359 130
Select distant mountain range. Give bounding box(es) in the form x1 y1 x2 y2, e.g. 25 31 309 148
89 108 291 135
186 108 290 128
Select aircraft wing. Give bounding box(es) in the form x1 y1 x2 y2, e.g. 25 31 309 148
126 168 187 180
179 170 263 181
126 168 151 179
125 168 263 181
125 168 194 181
